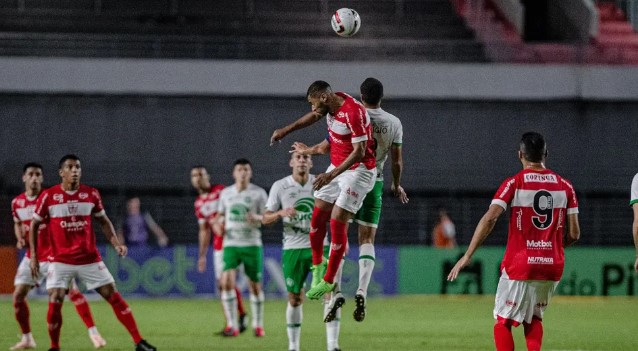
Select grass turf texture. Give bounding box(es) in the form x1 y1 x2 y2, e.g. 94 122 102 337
1 295 636 350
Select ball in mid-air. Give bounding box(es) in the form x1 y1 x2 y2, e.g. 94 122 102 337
331 8 361 37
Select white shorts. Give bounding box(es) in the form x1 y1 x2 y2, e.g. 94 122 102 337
47 261 115 291
314 164 376 214
493 271 558 325
213 249 224 280
14 257 49 287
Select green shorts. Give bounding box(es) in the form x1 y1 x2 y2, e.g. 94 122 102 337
223 246 263 282
282 246 331 294
354 180 383 227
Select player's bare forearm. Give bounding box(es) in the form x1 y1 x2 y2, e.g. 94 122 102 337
391 144 408 203
262 211 280 225
97 215 121 247
564 214 581 247
14 222 25 248
198 225 211 258
28 218 41 259
272 112 323 145
632 205 638 255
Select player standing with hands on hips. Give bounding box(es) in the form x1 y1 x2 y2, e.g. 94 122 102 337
271 80 376 300
447 132 580 351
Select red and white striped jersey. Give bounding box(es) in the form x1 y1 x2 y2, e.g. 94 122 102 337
327 92 376 170
33 184 106 265
194 184 225 251
492 168 578 281
12 192 51 261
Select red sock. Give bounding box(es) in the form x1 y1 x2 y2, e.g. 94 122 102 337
107 292 143 344
69 289 96 329
494 321 515 351
47 301 63 349
14 299 31 334
524 317 543 351
235 287 246 316
324 219 347 283
310 207 331 265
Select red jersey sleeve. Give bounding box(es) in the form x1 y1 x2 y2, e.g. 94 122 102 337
491 176 518 210
346 104 369 143
11 198 19 222
91 188 106 216
33 190 50 221
562 178 579 214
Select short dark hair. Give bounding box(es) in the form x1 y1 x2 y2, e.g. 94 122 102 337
191 165 207 171
306 80 332 98
22 162 43 174
233 158 252 168
59 154 80 169
360 77 384 105
520 132 547 162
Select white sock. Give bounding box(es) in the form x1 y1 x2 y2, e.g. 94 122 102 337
357 243 376 297
286 302 302 350
22 332 34 341
250 291 265 329
221 289 238 329
88 326 98 335
324 301 341 350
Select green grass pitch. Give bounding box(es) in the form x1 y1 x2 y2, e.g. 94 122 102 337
1 295 636 350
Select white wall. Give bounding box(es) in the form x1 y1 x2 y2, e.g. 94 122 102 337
0 57 637 100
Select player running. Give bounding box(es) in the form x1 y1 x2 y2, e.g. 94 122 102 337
271 80 376 300
262 152 344 351
191 165 248 334
216 159 268 337
447 132 580 351
29 154 157 351
10 162 106 350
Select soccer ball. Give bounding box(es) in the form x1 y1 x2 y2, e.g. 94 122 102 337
331 8 361 37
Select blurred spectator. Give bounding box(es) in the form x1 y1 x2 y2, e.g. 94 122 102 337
117 196 169 248
432 206 457 248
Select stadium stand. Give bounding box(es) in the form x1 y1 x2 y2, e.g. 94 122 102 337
0 0 488 62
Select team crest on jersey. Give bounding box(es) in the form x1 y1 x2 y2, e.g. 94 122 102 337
289 192 298 199
53 194 64 203
337 111 345 118
68 203 78 215
79 192 88 199
16 199 25 207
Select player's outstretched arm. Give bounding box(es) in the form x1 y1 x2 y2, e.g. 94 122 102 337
564 213 581 248
390 144 408 204
96 214 127 257
447 204 504 281
271 111 324 145
633 204 638 272
291 140 330 155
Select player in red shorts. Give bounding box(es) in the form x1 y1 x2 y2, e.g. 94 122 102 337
29 155 157 351
10 162 106 350
448 132 581 351
271 80 377 300
191 165 247 334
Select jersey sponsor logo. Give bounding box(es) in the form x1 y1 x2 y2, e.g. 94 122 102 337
53 194 64 203
526 240 553 249
527 256 554 264
524 173 557 183
59 220 89 231
516 209 523 230
229 204 250 222
372 124 389 135
346 187 360 199
79 192 88 199
291 198 314 222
